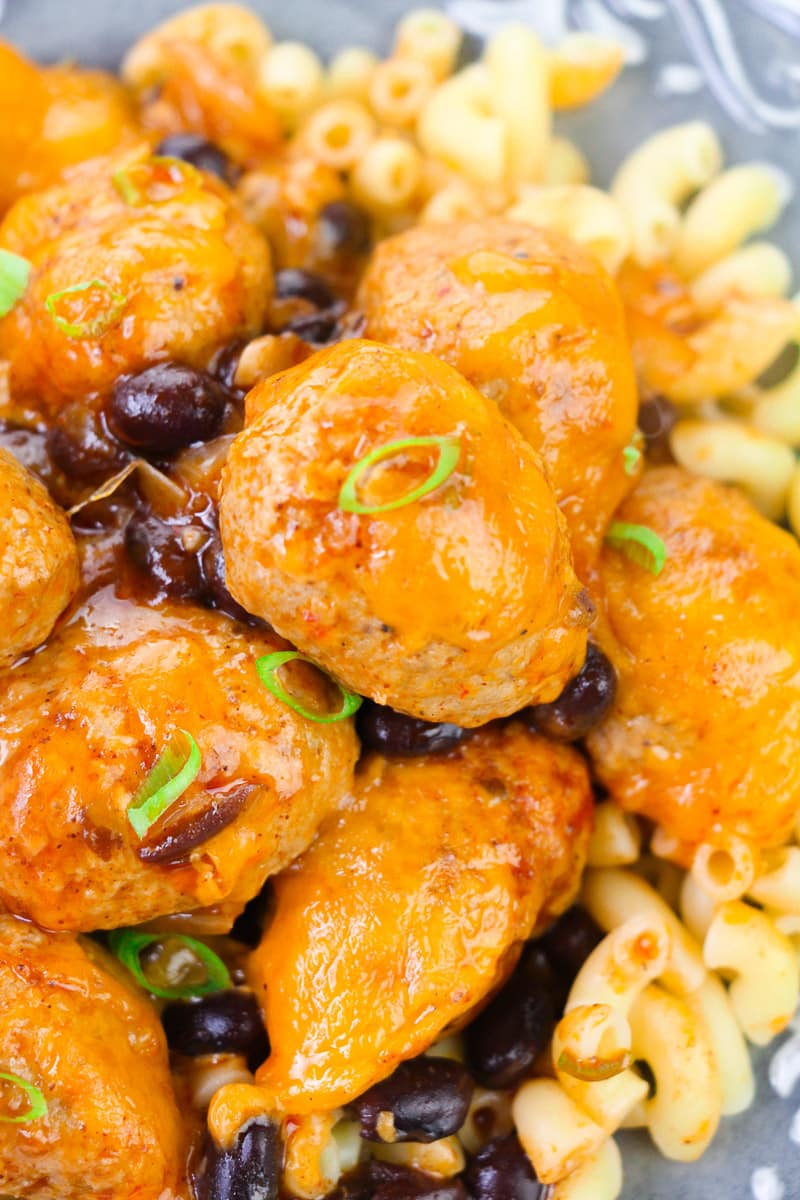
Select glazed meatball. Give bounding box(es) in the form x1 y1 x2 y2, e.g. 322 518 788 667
359 219 640 575
220 339 590 726
0 588 357 931
0 40 139 212
0 447 79 668
0 149 271 413
218 722 590 1118
587 466 800 853
0 915 185 1200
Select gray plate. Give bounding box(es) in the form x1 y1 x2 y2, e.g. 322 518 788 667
2 0 800 1197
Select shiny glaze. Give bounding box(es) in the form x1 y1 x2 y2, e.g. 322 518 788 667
0 148 271 412
0 447 79 668
0 915 186 1199
0 587 357 931
588 466 800 852
0 41 139 213
240 722 591 1114
221 339 590 726
359 219 640 576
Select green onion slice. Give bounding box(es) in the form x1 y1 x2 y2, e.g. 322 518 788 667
108 929 231 999
606 521 667 576
556 1047 631 1083
45 279 127 339
0 249 31 318
127 729 202 839
623 442 642 476
256 651 362 723
338 435 461 515
0 1073 48 1124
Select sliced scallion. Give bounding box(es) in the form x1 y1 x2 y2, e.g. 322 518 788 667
0 1072 48 1124
623 442 642 476
0 249 31 317
108 929 231 999
256 651 361 723
606 521 667 576
127 729 201 839
45 279 127 339
338 435 461 515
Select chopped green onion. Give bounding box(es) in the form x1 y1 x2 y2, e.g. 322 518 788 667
45 279 127 339
256 651 362 723
127 729 201 839
338 435 461 515
112 166 143 205
623 442 642 476
108 929 231 999
556 1048 631 1083
606 521 667 576
0 249 31 317
0 1073 47 1124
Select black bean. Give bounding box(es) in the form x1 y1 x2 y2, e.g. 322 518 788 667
193 1121 280 1200
162 991 269 1067
284 310 341 344
464 948 559 1089
525 643 617 742
538 906 604 989
349 1057 474 1144
126 512 204 600
109 363 231 455
0 427 59 488
274 268 337 310
357 702 473 758
327 1162 468 1200
210 340 247 392
201 534 265 626
156 133 234 183
463 1134 550 1200
638 394 677 463
317 200 372 257
47 403 128 479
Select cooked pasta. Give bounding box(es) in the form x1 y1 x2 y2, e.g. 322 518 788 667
611 121 722 265
674 164 790 278
326 46 378 102
258 42 325 129
690 242 792 313
298 99 376 171
350 135 423 213
485 26 551 184
548 34 624 110
703 902 800 1045
367 57 434 127
670 418 796 519
393 7 462 81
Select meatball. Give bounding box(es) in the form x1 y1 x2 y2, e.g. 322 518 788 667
587 466 800 853
220 339 590 726
0 41 139 212
0 447 79 668
0 915 185 1200
358 219 640 575
231 722 591 1116
0 588 357 931
0 148 271 413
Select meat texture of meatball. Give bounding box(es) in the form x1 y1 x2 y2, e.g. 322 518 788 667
587 466 800 854
0 147 271 412
0 915 185 1200
0 40 139 212
218 722 591 1119
0 588 357 931
359 219 640 576
0 447 79 668
220 339 591 726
